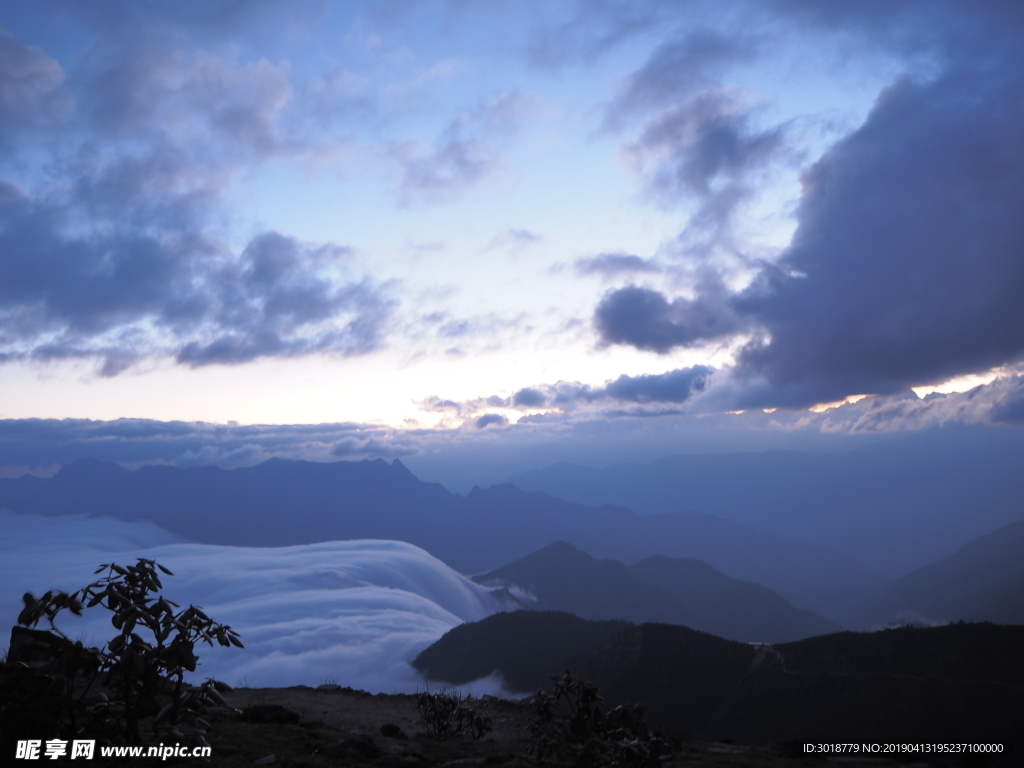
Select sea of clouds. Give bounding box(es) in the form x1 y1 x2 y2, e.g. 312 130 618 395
0 510 508 692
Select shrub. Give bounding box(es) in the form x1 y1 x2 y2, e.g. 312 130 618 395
3 558 242 748
528 672 668 767
417 686 492 740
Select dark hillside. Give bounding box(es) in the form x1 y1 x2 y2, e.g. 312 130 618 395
417 614 1024 744
412 611 631 693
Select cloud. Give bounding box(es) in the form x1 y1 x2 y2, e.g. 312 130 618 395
394 91 529 205
485 228 542 253
0 190 394 370
0 511 507 691
475 413 508 429
0 18 393 375
330 436 419 458
450 365 716 421
175 233 395 366
574 252 660 277
524 2 669 70
602 28 785 257
512 388 547 407
0 418 421 474
605 30 754 124
595 26 1024 409
620 88 786 253
729 69 1024 407
594 282 743 353
395 132 495 203
599 366 714 404
0 26 68 147
825 375 1024 433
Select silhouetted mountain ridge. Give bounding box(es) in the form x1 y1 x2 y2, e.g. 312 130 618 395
416 612 1024 743
507 430 1024 577
474 542 841 642
850 520 1024 628
0 457 880 612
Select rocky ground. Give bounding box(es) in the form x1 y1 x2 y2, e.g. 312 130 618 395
153 685 1002 768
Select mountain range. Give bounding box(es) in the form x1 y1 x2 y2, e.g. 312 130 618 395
507 427 1024 577
848 520 1024 628
475 541 840 642
0 457 880 615
4 456 1023 628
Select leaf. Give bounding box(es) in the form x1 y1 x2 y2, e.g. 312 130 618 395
155 703 174 724
157 563 174 575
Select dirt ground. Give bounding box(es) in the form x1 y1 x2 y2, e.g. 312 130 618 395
133 684 995 768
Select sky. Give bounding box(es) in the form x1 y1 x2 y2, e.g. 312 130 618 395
2 0 1024 484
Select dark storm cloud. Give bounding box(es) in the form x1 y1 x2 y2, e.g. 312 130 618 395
594 282 743 353
730 69 1024 407
595 8 1024 409
574 252 660 277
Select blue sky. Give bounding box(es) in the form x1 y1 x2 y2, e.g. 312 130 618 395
2 1 1024 483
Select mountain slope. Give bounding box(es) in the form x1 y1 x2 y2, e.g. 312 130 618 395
475 542 841 642
412 611 631 693
849 520 1024 628
629 554 841 642
417 613 1024 743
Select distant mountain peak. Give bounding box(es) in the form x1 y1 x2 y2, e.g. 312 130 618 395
55 457 128 479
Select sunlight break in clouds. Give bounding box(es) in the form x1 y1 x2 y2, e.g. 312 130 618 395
0 511 507 691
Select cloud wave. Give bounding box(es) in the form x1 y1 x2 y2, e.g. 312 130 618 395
0 510 506 690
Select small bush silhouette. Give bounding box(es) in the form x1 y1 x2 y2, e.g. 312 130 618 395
529 672 668 767
2 558 242 749
417 686 492 740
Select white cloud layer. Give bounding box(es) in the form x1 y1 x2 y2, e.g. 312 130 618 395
0 510 506 691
